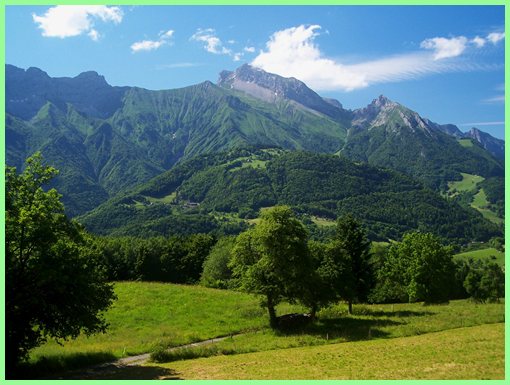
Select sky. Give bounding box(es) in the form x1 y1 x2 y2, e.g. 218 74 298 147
5 5 506 139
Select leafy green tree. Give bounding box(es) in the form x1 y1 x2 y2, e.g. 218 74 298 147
378 232 455 303
5 153 116 373
201 236 236 289
334 214 373 314
230 206 312 327
304 240 350 319
463 258 505 303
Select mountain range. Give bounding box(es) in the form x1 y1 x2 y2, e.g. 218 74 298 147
5 63 504 242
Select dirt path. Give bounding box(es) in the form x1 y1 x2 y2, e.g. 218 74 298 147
46 335 235 380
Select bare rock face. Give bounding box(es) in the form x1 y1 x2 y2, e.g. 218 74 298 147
218 64 351 122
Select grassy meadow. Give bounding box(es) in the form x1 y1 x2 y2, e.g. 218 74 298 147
161 323 504 380
454 247 505 267
27 281 504 379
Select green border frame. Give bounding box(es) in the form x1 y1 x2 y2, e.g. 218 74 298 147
0 1 507 383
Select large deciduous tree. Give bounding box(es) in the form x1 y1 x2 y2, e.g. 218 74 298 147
230 206 312 327
5 153 116 374
378 232 455 303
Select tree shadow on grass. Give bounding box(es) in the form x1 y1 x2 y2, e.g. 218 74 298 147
361 310 435 318
50 364 182 380
275 316 403 342
12 351 117 380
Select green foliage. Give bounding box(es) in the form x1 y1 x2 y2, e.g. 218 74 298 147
92 234 216 283
372 232 455 304
463 258 505 303
231 206 313 327
201 236 236 289
5 153 115 373
78 149 501 244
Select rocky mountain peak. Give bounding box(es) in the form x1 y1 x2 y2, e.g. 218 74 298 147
217 64 350 121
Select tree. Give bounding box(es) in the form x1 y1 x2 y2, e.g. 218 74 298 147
378 232 455 303
230 206 313 327
334 214 373 314
201 236 236 289
5 153 116 373
463 258 504 303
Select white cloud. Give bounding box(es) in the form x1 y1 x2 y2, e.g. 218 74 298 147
420 36 468 60
87 29 100 41
244 46 256 53
190 28 231 55
131 29 174 53
482 95 505 104
251 25 499 92
471 36 486 48
233 52 243 62
32 5 122 39
487 32 505 44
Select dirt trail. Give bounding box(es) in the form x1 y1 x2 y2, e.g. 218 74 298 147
46 335 235 380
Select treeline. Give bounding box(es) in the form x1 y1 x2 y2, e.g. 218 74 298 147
86 207 505 315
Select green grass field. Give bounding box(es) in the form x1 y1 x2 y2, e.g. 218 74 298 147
162 323 504 379
28 281 504 379
447 172 484 195
454 247 505 267
457 138 474 148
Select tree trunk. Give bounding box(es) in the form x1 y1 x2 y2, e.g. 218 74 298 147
310 303 318 321
267 295 277 328
348 300 353 315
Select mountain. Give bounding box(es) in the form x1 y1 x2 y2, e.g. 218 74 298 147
77 148 501 243
6 64 347 216
463 127 505 160
218 64 352 124
342 95 504 189
5 64 504 223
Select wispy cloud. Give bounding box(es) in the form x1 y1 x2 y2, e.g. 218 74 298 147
482 95 505 104
251 24 504 92
190 28 231 55
32 5 123 40
131 29 174 53
458 121 505 127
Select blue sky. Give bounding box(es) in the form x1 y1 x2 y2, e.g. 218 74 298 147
6 5 506 139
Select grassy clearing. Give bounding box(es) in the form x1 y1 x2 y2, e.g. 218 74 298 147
145 192 176 204
458 138 474 148
454 247 505 267
311 216 336 227
447 172 484 195
161 323 504 379
471 189 502 225
30 282 300 363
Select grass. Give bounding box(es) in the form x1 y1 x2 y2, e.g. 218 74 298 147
28 282 505 379
310 216 336 227
144 192 176 204
161 323 504 379
30 282 300 364
471 189 503 225
458 138 474 148
454 247 505 267
447 172 484 196
149 299 504 364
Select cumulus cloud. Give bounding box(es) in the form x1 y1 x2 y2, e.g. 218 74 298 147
420 36 468 60
251 25 501 92
471 36 486 48
244 46 256 53
32 5 122 39
131 29 174 53
190 28 231 55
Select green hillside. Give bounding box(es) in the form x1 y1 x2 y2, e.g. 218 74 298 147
77 149 501 244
